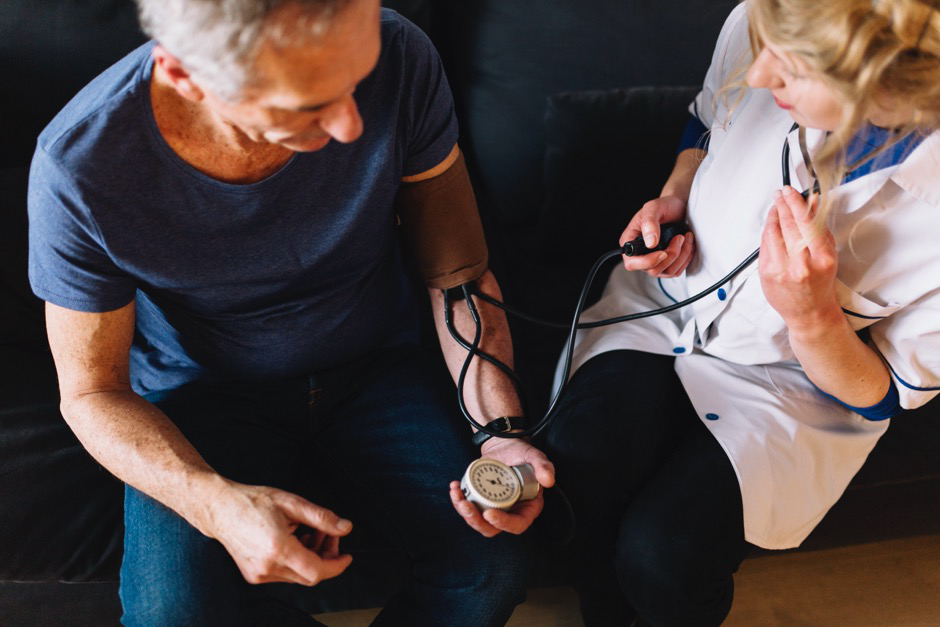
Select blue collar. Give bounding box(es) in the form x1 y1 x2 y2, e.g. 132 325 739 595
843 125 926 184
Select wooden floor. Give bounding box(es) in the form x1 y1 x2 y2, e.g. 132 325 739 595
724 535 940 627
314 534 940 626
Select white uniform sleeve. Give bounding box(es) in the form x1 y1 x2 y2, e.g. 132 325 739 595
690 2 753 128
870 290 940 409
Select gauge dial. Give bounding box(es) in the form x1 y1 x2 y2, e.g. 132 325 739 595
461 459 521 510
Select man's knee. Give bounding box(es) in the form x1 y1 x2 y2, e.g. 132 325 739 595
464 532 531 607
121 550 245 627
121 487 247 626
436 529 531 598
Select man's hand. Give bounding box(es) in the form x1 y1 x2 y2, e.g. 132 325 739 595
449 439 555 537
619 195 695 277
206 482 354 586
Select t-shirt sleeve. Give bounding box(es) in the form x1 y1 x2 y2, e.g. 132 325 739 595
397 19 459 177
869 291 940 409
28 145 137 313
690 2 752 130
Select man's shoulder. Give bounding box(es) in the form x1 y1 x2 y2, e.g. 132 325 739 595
380 7 421 38
379 7 437 65
38 42 155 164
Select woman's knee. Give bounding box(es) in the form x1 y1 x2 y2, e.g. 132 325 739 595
540 351 689 478
614 515 736 627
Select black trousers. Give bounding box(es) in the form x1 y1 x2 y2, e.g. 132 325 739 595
538 350 750 627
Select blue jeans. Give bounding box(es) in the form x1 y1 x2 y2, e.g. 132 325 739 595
120 346 529 626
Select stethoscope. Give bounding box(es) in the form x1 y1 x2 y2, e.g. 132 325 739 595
444 124 818 442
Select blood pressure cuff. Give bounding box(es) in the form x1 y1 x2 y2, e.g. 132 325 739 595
396 151 489 289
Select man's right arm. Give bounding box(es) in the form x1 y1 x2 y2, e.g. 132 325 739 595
47 301 224 530
46 301 353 586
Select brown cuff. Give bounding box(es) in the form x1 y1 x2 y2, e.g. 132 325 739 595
396 151 489 290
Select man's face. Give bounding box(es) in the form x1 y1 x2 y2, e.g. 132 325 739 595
201 0 382 152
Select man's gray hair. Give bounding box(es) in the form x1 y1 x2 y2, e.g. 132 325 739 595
136 0 351 101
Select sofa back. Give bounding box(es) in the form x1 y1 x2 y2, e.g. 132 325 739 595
430 0 738 228
0 0 147 170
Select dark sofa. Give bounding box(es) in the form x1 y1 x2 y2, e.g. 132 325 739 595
2 0 938 624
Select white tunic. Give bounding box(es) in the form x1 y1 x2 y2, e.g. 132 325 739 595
560 2 940 549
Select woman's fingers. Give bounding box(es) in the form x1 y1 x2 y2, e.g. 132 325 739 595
661 231 694 277
645 233 686 276
623 250 669 272
640 217 662 248
774 188 805 257
619 196 688 247
760 205 788 271
780 188 831 257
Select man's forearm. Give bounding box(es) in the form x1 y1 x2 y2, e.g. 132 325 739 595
61 391 228 536
429 270 523 426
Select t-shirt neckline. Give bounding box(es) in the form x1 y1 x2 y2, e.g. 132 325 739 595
137 43 300 194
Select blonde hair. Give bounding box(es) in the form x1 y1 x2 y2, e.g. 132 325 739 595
746 0 940 219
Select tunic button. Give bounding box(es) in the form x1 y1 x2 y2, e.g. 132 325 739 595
705 413 720 421
673 347 686 354
717 288 727 301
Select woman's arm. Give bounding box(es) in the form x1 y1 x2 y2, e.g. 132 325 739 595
662 147 708 203
760 187 892 407
618 147 705 277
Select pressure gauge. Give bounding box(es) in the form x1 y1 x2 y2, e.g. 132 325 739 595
460 459 540 511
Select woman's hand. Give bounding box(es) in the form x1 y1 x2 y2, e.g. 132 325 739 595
758 186 842 334
619 195 695 277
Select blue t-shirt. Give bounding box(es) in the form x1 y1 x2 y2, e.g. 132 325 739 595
28 10 458 394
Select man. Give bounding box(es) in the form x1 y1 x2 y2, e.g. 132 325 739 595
27 0 554 624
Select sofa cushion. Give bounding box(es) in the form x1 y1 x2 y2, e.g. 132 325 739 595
0 346 125 582
537 86 700 263
0 582 122 625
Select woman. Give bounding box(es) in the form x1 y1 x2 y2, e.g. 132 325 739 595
540 1 940 625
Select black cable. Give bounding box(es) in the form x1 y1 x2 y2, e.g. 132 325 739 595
445 288 532 440
444 286 530 427
452 126 830 442
450 286 486 433
468 248 759 330
447 242 760 441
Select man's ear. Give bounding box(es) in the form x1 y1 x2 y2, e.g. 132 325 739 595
152 45 204 102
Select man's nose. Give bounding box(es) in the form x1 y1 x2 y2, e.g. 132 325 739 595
320 96 364 143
